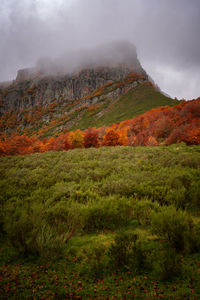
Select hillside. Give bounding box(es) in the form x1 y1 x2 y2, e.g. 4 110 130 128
0 42 178 138
0 97 199 156
1 145 200 298
70 81 177 131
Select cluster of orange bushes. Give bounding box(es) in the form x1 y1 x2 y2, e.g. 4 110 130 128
0 98 200 156
116 73 145 88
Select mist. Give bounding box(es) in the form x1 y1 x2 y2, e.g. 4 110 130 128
31 40 143 78
0 0 200 99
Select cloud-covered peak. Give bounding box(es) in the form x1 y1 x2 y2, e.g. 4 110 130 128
16 41 145 80
0 0 200 99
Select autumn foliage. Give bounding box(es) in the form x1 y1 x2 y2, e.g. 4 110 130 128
68 129 84 149
0 98 200 156
84 128 99 148
102 128 121 146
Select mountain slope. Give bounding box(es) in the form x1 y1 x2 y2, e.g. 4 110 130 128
72 81 178 131
1 97 199 156
0 41 178 138
0 73 178 138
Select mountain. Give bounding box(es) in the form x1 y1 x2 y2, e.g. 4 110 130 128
0 41 178 138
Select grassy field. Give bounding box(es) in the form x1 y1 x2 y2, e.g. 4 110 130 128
71 83 178 131
1 144 200 299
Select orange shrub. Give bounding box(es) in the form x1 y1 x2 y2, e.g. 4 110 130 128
68 129 84 148
102 129 121 146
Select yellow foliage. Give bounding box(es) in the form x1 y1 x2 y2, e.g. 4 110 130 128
68 129 84 148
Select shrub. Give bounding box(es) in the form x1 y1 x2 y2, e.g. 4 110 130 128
45 201 86 241
133 199 160 225
187 180 200 208
109 231 138 269
184 222 200 253
131 239 149 271
153 248 182 281
33 222 66 259
3 200 82 258
151 206 197 252
78 243 108 278
109 231 150 272
68 129 84 148
83 196 133 232
102 129 121 146
84 128 99 148
165 187 187 208
5 209 33 255
135 183 170 205
3 206 66 258
145 136 158 146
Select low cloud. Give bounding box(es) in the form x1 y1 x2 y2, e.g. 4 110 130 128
0 0 199 99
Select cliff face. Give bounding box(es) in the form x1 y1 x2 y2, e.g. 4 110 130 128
1 65 147 114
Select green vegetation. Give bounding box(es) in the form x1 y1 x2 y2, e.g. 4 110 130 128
1 144 200 298
73 82 179 130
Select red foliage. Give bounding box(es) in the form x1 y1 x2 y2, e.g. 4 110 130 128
153 116 173 139
145 136 158 146
0 135 33 156
43 134 70 151
165 127 185 146
131 132 147 146
84 128 99 148
102 129 121 146
181 125 200 145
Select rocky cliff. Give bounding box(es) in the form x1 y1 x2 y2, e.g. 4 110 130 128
0 65 147 114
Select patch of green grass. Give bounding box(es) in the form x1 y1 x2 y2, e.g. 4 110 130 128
72 83 179 130
70 100 110 131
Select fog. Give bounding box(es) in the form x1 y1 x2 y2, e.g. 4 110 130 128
32 41 143 77
0 0 200 99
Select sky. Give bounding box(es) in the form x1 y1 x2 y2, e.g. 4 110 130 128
0 0 200 99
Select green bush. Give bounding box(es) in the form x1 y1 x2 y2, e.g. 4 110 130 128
45 201 85 235
83 196 133 232
3 202 67 258
153 248 182 281
136 183 170 205
165 187 187 208
109 231 138 269
151 206 197 251
184 222 200 253
33 222 66 259
108 231 149 272
3 200 81 258
77 243 109 278
133 199 160 225
187 180 200 208
3 200 36 254
130 239 149 271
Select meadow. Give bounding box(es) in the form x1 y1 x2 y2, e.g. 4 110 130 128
1 144 200 299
